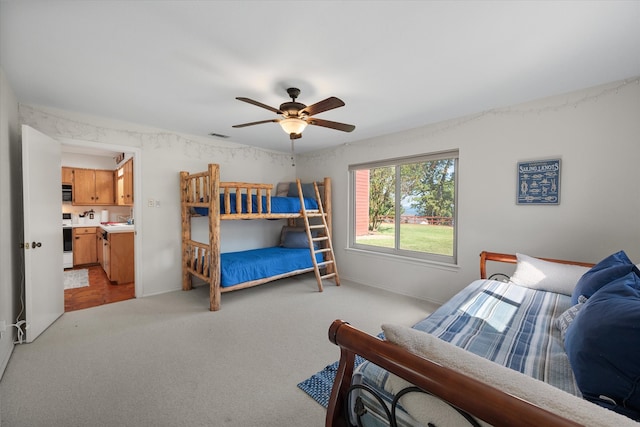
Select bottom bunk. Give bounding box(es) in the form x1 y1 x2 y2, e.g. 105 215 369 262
220 247 323 289
182 238 324 309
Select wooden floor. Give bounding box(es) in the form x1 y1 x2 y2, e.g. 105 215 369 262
64 264 135 312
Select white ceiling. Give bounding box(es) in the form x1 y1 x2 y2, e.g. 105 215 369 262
1 1 639 154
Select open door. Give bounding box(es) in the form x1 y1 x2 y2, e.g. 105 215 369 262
22 125 64 343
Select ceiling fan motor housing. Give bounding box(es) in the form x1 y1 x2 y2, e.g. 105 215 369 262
279 101 307 117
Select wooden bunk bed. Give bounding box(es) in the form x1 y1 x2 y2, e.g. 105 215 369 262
325 251 640 426
180 163 339 311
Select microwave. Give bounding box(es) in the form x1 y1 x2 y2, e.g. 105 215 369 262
62 184 72 202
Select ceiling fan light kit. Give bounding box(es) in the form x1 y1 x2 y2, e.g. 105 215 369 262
279 117 308 135
233 87 355 140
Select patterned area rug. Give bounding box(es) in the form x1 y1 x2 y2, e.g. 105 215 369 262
64 269 89 290
297 355 367 408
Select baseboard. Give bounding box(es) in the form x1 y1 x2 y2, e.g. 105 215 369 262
0 340 14 382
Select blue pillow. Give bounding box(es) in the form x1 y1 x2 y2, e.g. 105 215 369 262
564 271 640 420
288 182 316 199
571 250 638 304
281 231 310 248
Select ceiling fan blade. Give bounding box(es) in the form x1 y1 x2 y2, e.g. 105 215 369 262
308 118 355 132
232 119 279 128
300 97 345 116
236 97 282 114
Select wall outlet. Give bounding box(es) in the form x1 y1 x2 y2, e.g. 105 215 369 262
147 199 155 207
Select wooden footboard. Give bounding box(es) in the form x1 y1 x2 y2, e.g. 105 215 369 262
326 320 581 427
183 240 212 289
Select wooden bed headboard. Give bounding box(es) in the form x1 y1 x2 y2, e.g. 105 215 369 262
479 251 594 280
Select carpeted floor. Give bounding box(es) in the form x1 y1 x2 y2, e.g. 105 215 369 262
63 268 89 289
1 275 436 427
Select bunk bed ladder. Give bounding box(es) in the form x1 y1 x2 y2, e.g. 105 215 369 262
296 179 340 292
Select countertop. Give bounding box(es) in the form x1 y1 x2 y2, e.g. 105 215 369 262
72 222 135 233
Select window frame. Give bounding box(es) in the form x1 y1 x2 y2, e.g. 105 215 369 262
348 150 459 264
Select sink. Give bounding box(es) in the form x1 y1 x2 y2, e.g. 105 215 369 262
100 222 134 233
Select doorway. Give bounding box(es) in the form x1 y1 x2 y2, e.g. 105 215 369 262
61 139 141 305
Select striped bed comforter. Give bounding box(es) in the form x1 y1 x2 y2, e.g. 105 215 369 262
353 279 580 426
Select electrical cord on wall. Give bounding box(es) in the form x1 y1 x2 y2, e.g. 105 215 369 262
13 246 27 344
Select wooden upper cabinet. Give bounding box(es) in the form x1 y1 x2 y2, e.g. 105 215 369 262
116 158 134 206
73 168 115 205
61 167 74 184
95 169 115 205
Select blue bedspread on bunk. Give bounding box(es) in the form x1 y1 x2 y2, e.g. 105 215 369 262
193 194 318 216
221 246 322 288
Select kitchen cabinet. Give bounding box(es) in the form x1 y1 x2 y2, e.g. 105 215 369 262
73 168 115 205
61 167 74 184
73 227 97 266
116 158 134 206
104 231 134 284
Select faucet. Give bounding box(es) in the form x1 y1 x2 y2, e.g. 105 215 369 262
117 215 133 224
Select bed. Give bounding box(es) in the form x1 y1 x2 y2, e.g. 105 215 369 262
180 163 339 311
326 250 640 426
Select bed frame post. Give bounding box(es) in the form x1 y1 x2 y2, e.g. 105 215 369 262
326 320 355 427
210 164 221 311
180 171 192 291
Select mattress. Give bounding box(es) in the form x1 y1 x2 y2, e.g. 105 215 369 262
351 279 579 426
221 246 323 288
193 194 319 216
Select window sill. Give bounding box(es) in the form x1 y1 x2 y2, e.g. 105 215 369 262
344 247 460 272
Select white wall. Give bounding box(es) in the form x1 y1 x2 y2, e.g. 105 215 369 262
0 68 20 381
297 77 640 304
10 77 640 308
19 105 298 297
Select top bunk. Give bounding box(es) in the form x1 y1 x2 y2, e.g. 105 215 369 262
180 164 331 220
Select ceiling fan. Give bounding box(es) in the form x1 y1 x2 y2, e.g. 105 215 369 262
232 87 355 139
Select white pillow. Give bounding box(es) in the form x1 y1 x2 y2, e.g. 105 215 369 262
381 323 638 427
509 253 590 295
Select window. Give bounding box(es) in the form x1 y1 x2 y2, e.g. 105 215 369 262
349 150 458 264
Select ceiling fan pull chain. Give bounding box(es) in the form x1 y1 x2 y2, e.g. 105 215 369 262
290 137 296 167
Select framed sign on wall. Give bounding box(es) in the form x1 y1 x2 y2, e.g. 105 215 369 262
517 159 561 205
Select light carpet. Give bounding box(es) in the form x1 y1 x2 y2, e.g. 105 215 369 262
63 268 89 289
1 276 435 427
